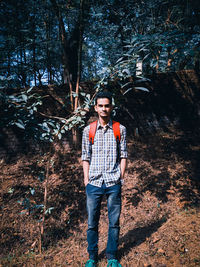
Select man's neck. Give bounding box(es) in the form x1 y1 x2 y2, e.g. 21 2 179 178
99 117 110 127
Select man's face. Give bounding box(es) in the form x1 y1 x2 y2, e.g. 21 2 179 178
95 98 112 119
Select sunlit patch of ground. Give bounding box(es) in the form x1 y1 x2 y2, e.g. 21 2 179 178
0 131 200 266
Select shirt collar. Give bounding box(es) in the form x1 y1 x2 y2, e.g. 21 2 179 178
97 119 112 129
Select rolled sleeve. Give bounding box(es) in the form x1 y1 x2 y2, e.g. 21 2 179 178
81 126 91 161
120 125 128 158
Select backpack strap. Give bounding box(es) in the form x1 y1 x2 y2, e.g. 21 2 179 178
112 121 121 162
112 121 121 142
89 120 121 143
89 120 98 144
89 120 121 162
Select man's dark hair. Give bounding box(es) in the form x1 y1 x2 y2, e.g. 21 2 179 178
95 91 113 105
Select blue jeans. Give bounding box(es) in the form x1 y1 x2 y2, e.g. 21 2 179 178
86 182 121 261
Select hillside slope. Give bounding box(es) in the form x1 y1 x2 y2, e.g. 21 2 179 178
0 130 200 267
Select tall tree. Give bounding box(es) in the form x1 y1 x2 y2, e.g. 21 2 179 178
1 0 199 89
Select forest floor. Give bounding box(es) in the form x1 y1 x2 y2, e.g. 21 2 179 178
0 128 200 267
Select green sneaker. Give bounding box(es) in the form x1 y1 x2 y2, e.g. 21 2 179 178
107 259 122 267
85 259 97 267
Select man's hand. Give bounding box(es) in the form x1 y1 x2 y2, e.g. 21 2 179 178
120 158 127 180
84 179 89 186
82 160 90 187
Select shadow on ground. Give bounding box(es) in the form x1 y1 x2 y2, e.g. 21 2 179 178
98 218 166 260
126 131 200 208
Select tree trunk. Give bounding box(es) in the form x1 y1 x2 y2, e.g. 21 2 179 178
50 0 88 147
50 0 74 109
73 0 84 148
45 10 53 84
33 40 37 86
74 0 84 111
7 45 11 77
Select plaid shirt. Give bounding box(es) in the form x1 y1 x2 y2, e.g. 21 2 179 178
82 120 128 187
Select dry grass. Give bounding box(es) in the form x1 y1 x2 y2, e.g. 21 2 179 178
0 130 200 267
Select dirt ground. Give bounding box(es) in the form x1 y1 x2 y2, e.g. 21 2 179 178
0 129 200 267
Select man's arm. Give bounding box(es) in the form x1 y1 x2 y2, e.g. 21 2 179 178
82 160 90 186
119 125 128 182
82 126 91 186
120 158 127 179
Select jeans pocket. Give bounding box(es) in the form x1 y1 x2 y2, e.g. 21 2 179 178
85 183 89 192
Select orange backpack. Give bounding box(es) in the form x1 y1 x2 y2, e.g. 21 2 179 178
89 120 121 144
89 120 121 161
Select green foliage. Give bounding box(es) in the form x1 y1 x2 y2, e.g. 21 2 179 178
0 84 89 142
1 0 199 87
1 0 199 143
115 30 200 74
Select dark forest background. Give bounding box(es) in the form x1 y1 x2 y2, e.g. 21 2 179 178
1 0 200 87
1 0 200 144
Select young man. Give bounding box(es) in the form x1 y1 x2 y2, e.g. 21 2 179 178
82 91 128 267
